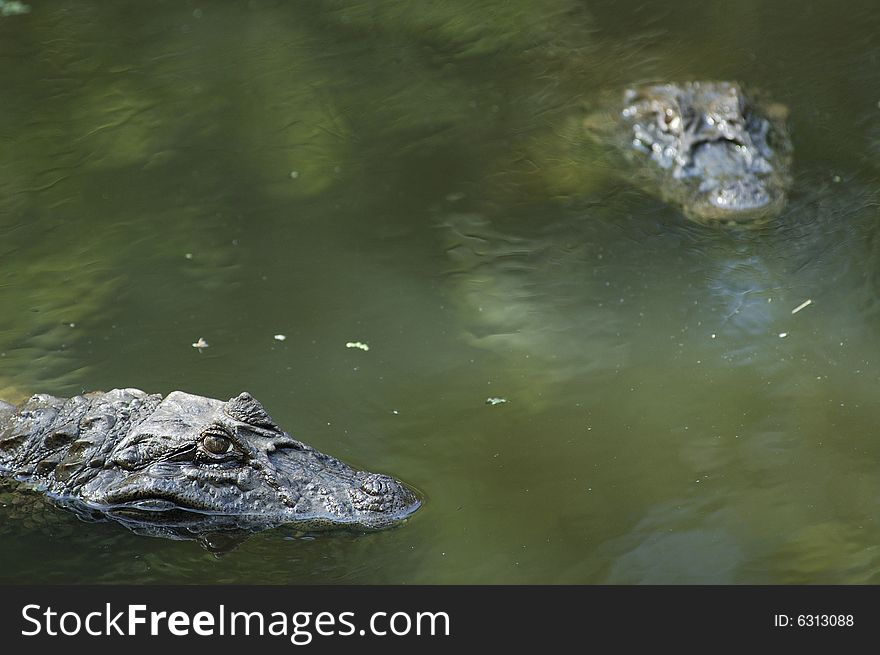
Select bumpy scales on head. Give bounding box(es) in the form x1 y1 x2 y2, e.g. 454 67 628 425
592 81 792 224
0 389 419 546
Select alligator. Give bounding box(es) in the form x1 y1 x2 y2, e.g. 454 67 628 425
581 80 793 224
0 388 420 548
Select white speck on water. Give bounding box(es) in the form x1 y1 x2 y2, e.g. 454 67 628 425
185 253 193 260
486 397 508 406
778 332 788 338
191 337 209 350
711 333 716 339
392 410 399 415
69 323 75 328
273 334 286 341
345 341 370 351
289 170 299 179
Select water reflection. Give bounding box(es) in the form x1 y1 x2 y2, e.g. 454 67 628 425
438 172 880 583
1 0 880 583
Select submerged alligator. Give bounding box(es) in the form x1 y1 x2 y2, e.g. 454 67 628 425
0 388 420 547
579 80 793 224
440 82 801 401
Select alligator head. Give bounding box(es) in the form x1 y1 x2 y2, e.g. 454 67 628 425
604 81 792 224
1 388 419 546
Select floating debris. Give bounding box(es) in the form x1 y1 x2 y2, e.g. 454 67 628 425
346 341 370 351
185 253 193 260
778 332 788 338
192 337 209 351
289 170 300 179
273 334 287 341
486 397 508 406
791 299 812 314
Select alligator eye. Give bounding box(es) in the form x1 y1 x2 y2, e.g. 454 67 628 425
203 433 232 455
660 107 681 133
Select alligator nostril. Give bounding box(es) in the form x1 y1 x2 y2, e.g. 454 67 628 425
111 448 139 470
360 473 392 496
710 181 771 210
349 473 419 516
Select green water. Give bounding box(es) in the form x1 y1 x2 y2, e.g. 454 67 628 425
1 0 880 583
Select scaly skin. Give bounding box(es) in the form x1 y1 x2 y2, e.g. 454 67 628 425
588 81 793 224
0 389 419 545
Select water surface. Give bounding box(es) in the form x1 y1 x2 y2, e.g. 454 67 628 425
1 0 880 583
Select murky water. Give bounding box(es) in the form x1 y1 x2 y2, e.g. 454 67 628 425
1 0 880 583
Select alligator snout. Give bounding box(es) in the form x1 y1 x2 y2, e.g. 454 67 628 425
350 473 420 516
266 442 420 528
687 138 785 220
